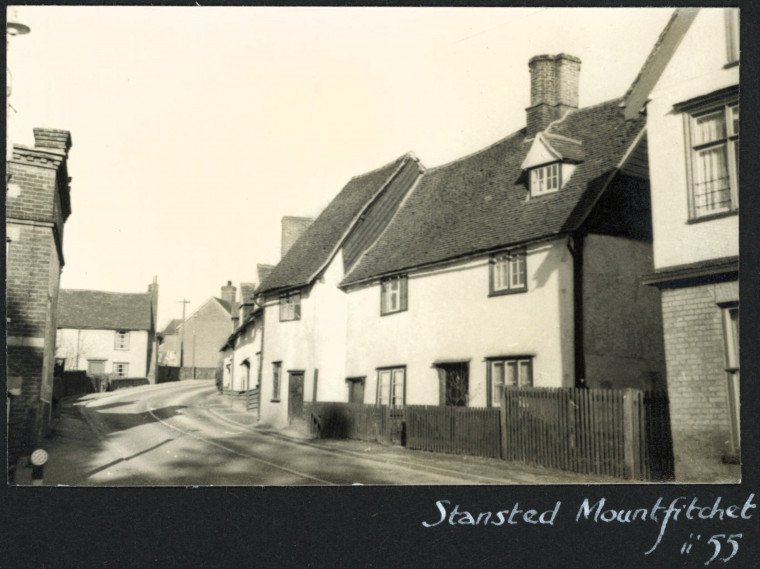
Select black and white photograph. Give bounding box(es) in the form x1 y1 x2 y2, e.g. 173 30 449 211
5 6 742 489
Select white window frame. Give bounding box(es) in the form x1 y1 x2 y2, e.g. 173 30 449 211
381 275 408 315
686 101 738 220
113 362 129 378
490 249 527 295
377 367 405 409
530 163 560 196
114 331 130 350
488 357 533 407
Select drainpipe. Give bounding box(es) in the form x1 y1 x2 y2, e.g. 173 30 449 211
567 233 586 387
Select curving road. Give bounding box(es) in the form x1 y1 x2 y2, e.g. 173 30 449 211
63 381 491 486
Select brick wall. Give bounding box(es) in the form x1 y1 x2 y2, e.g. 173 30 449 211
661 281 738 481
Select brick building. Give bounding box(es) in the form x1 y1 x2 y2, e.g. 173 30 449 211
6 128 73 481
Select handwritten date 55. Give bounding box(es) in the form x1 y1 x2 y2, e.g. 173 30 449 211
681 533 743 564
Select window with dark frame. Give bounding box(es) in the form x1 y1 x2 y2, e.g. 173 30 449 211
377 367 405 408
687 101 738 219
114 331 130 350
381 275 408 315
488 357 533 407
279 290 301 321
272 362 282 401
490 249 527 295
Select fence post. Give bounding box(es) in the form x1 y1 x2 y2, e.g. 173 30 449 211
498 384 507 460
622 389 642 480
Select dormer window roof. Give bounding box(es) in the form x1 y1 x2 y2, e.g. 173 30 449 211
522 132 584 197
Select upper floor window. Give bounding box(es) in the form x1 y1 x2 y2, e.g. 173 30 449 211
114 331 130 350
725 8 739 64
279 290 301 321
113 362 129 378
381 275 408 315
490 249 527 295
530 163 560 196
688 102 738 219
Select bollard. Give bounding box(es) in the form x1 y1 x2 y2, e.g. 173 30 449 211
30 449 48 486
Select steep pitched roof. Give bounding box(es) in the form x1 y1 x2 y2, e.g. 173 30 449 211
239 283 258 304
213 297 233 314
257 264 275 285
160 319 183 335
257 152 420 294
57 289 153 331
343 98 645 285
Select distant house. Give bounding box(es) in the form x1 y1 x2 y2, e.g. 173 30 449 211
255 155 424 426
255 51 666 428
56 278 159 381
629 8 740 480
175 282 237 372
157 319 182 366
221 266 275 393
7 128 73 478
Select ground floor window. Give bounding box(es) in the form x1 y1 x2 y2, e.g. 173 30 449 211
113 362 129 378
87 359 106 376
272 362 282 401
488 356 533 406
377 367 405 408
346 377 365 404
721 304 740 455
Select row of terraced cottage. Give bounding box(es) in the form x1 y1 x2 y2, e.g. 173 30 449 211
220 9 739 482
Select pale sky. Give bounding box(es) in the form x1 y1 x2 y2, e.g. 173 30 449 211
7 6 673 329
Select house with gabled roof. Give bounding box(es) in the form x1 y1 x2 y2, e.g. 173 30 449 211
56 278 158 381
339 52 666 410
157 318 183 366
175 282 238 373
627 8 740 481
254 153 425 426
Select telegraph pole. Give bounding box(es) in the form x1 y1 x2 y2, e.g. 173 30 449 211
177 299 190 368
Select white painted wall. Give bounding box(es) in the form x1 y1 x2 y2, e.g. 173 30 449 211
56 328 150 377
228 319 263 392
647 9 739 270
345 239 575 408
259 250 348 427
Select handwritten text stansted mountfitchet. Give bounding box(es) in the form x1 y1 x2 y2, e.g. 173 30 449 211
421 494 756 555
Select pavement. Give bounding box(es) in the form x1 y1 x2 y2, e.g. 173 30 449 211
13 385 627 486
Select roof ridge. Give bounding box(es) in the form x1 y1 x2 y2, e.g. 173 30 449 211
346 151 420 182
424 128 525 174
60 288 151 296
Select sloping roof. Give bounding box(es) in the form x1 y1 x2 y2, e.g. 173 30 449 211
57 289 153 331
160 318 183 335
343 98 645 285
257 264 275 285
257 153 419 294
214 297 233 314
239 283 257 304
622 8 698 120
542 133 585 163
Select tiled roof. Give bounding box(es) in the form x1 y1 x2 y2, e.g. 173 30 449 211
57 289 153 331
257 153 418 294
257 264 275 285
239 283 257 304
542 133 585 163
343 98 644 285
160 319 183 335
214 297 233 314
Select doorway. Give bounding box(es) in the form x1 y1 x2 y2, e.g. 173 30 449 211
288 371 305 422
436 362 469 407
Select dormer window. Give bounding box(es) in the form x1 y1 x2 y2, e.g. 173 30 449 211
530 163 560 196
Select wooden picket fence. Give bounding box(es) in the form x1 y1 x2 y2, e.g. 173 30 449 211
405 405 501 458
305 403 397 444
501 387 674 481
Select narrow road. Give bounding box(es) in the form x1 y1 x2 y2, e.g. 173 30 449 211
49 381 494 485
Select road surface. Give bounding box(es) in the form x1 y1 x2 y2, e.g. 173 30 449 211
47 381 506 485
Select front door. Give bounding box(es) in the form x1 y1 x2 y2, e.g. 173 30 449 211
288 371 305 422
439 362 469 407
347 377 365 404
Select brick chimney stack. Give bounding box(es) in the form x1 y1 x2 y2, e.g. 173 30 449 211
281 216 314 258
148 276 159 328
221 281 237 306
33 128 73 155
526 54 581 138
